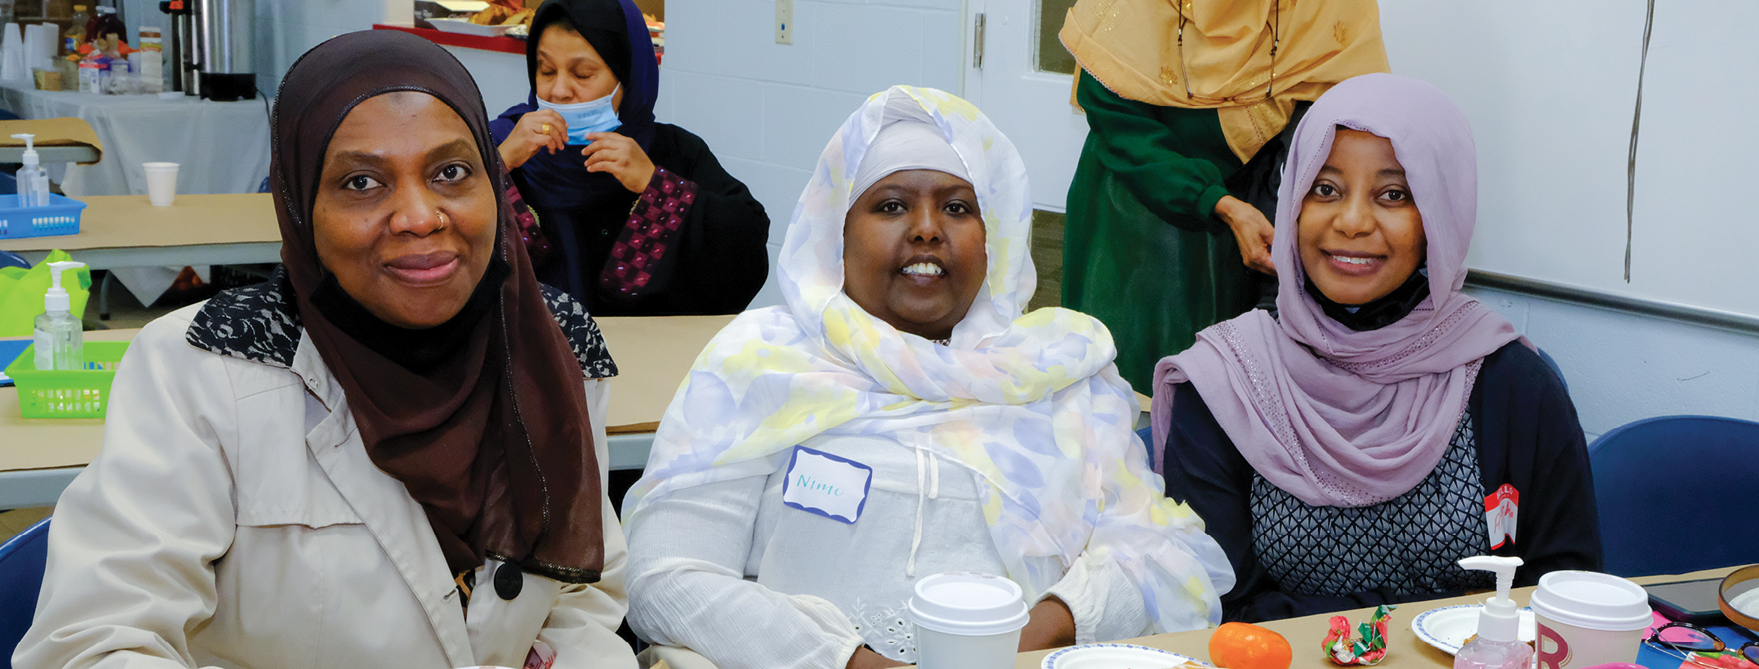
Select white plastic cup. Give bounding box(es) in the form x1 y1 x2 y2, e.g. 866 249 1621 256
1528 571 1654 669
143 162 178 206
907 572 1030 669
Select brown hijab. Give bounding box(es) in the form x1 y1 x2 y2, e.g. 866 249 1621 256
270 30 604 583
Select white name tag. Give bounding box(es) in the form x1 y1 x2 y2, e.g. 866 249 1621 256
781 445 873 524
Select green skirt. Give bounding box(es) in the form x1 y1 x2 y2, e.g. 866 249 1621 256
1062 158 1256 393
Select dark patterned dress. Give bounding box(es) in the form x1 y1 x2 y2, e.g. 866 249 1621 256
1249 410 1493 598
1159 343 1606 623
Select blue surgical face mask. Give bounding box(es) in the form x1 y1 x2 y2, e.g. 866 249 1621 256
537 85 622 145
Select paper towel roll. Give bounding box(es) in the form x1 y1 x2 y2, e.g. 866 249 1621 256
36 23 58 71
0 22 24 81
21 22 40 73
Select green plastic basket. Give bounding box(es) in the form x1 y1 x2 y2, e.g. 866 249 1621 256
4 341 130 418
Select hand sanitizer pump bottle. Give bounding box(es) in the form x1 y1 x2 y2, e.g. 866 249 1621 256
1454 556 1534 669
33 261 86 371
10 133 52 207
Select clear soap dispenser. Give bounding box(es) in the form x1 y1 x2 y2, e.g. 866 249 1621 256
10 133 51 207
1454 556 1533 669
33 261 86 371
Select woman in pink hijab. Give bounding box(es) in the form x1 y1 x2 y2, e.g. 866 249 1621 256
1150 74 1602 623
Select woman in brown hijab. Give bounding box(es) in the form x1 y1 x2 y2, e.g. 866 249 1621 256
16 31 636 669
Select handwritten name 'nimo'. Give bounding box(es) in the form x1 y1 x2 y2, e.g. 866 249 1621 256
796 474 843 496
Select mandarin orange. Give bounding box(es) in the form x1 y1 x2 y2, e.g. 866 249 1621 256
1208 621 1293 669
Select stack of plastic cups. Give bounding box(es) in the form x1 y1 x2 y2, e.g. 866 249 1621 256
1528 571 1654 669
908 573 1031 669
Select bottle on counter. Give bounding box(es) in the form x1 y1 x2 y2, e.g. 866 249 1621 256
77 54 102 92
137 25 161 93
1453 556 1534 669
10 133 51 207
33 261 87 372
67 4 88 48
90 7 124 47
82 5 99 45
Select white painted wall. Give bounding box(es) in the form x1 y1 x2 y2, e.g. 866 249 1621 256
249 0 403 95
1465 285 1759 443
659 0 966 308
1383 0 1759 318
442 46 530 118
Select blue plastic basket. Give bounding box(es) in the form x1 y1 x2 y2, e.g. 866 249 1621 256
0 193 85 240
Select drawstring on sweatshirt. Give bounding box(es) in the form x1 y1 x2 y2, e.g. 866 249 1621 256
906 447 941 578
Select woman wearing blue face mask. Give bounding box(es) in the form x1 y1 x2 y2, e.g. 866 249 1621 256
491 0 771 315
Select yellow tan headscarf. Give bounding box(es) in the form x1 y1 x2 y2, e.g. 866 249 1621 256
1060 0 1390 162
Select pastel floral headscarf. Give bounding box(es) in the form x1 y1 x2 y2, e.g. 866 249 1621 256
625 86 1232 631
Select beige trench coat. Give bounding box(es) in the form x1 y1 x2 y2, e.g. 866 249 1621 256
13 303 637 669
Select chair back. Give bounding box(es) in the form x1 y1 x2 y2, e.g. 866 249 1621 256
1536 347 1568 393
0 516 49 667
1589 416 1759 577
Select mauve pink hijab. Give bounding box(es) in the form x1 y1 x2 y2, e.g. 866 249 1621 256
1150 74 1529 508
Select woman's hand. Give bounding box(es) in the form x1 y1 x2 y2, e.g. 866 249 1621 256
1017 598 1077 652
845 646 909 669
1214 195 1277 275
582 132 657 193
498 109 568 170
839 599 1071 668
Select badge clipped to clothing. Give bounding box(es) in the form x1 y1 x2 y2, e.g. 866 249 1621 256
781 445 873 524
1485 483 1519 550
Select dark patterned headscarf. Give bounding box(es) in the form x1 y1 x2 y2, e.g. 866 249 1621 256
271 30 605 583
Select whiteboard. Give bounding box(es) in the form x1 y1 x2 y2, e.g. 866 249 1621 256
1378 0 1759 317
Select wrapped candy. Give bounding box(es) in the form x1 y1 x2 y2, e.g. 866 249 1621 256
1321 605 1396 666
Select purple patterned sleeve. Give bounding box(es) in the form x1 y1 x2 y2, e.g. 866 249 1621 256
597 167 699 301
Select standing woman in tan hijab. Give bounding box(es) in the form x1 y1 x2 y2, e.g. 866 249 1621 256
1059 0 1388 391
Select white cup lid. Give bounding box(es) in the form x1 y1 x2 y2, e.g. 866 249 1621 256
907 572 1030 636
1529 571 1653 632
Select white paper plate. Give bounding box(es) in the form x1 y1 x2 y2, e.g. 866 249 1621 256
428 18 514 37
1412 604 1537 655
1042 643 1205 669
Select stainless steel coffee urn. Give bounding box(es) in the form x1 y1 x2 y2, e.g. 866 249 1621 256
159 0 195 95
160 0 254 101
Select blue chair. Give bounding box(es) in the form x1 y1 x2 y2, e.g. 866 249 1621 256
0 516 50 665
1588 416 1759 577
1536 347 1567 393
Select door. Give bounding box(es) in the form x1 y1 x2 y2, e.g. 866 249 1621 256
963 0 1089 213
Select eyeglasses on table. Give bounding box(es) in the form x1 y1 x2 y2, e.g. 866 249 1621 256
1645 621 1759 668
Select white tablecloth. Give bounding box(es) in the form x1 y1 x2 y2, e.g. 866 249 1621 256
0 78 270 197
0 79 271 303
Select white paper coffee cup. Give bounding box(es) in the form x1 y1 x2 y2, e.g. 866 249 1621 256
908 572 1030 669
1529 570 1653 669
143 162 179 206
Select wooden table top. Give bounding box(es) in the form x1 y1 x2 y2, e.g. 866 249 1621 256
0 193 278 255
1013 566 1743 668
1 314 736 473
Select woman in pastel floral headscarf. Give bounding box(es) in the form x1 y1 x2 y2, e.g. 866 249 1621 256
621 86 1234 669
